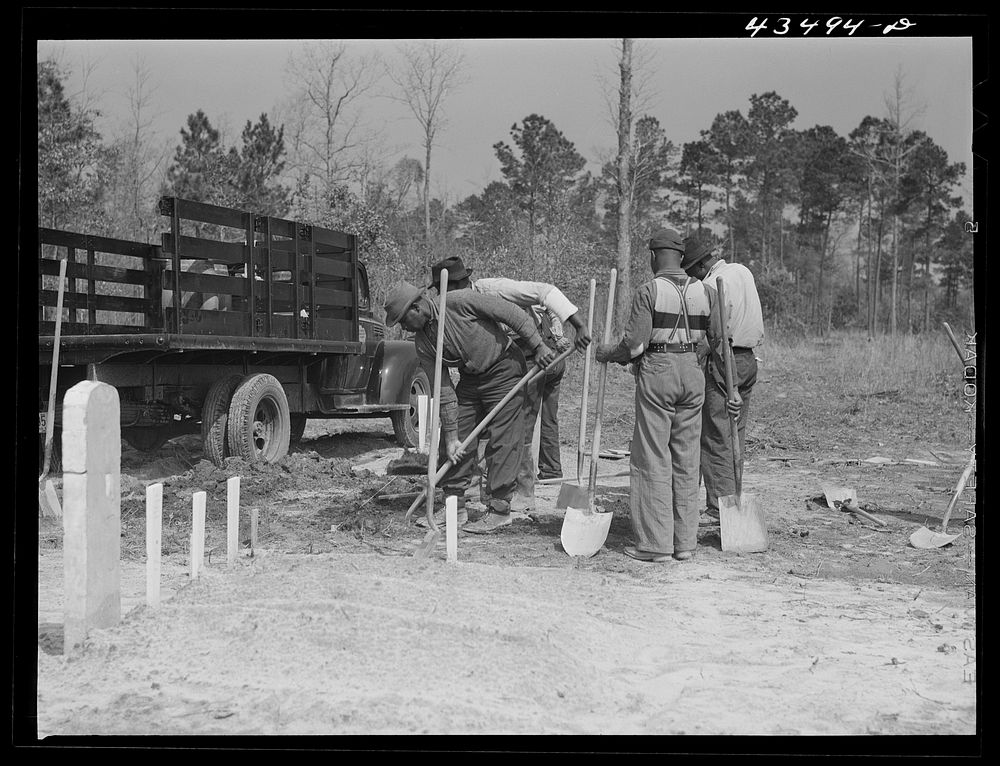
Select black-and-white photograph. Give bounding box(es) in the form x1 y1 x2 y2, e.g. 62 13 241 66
17 9 983 748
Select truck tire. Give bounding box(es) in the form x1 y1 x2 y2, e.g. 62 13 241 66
201 374 243 466
390 366 429 448
227 373 291 464
290 414 307 443
123 426 169 452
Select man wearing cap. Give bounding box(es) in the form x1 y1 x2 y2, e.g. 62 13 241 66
595 228 732 562
681 236 764 526
427 256 592 512
384 278 557 533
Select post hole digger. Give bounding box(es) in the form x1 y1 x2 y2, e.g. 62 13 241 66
560 269 617 558
715 276 768 553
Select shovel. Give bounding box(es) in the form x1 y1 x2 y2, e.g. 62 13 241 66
560 269 617 557
39 252 68 518
413 268 450 558
558 270 615 510
909 453 975 549
575 278 597 482
822 486 888 527
716 277 767 553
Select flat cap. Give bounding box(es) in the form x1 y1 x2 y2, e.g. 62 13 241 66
648 228 685 252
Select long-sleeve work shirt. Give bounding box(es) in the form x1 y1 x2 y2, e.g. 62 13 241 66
700 260 765 349
471 277 577 353
414 287 544 433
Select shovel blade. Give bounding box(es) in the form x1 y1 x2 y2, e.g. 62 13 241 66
909 526 961 549
556 482 590 510
560 506 612 557
719 492 768 553
413 529 441 559
823 486 855 508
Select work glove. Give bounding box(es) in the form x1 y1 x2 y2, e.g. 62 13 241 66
554 336 573 354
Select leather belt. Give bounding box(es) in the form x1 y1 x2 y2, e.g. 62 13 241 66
732 346 754 353
647 342 697 353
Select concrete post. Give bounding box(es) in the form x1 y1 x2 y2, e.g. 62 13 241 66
61 381 121 652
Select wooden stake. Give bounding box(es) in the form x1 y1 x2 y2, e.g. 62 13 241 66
446 494 458 563
190 491 206 579
417 394 428 453
250 507 259 553
146 483 162 607
227 476 240 566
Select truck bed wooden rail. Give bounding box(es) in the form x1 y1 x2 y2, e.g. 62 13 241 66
39 197 361 346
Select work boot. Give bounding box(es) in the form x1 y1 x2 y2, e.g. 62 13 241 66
699 509 720 527
414 496 468 528
462 511 512 534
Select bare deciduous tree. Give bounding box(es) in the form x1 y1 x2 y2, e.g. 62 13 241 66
386 41 467 245
281 42 382 216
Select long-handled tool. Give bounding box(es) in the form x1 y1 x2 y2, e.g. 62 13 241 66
39 253 68 518
942 322 968 367
404 346 577 529
576 278 597 482
413 269 450 558
910 449 975 549
558 271 615 511
716 277 767 553
560 269 617 557
823 486 887 527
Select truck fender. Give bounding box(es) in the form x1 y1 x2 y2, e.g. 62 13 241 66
369 339 421 406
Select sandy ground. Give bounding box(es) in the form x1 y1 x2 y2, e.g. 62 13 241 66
33 427 978 740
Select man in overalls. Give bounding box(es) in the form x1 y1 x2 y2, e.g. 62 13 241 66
596 229 733 562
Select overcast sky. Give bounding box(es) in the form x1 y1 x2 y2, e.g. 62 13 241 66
37 35 975 209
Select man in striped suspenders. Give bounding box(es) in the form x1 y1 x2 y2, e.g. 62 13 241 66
595 229 733 562
681 237 764 526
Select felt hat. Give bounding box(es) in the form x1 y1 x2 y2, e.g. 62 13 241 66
429 255 473 288
384 281 423 326
647 228 685 253
681 237 717 271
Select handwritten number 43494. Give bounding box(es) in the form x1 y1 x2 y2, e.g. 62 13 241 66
745 17 915 37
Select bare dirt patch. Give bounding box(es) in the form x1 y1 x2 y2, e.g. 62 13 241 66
33 340 978 739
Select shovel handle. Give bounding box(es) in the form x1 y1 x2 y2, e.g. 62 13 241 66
716 277 742 494
942 322 967 368
404 346 576 522
41 254 69 480
841 501 887 527
576 278 597 482
588 269 618 501
940 453 976 534
423 269 450 533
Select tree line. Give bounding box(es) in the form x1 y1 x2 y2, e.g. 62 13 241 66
37 44 973 339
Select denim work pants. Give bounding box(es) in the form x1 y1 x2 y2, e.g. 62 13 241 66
516 355 566 495
700 349 758 512
438 347 528 511
629 351 705 555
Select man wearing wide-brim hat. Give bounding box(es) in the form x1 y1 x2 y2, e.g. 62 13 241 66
384 276 557 534
594 228 731 563
680 235 764 526
426 255 592 515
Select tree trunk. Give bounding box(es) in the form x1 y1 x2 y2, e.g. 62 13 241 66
614 38 634 334
424 141 432 244
890 213 898 337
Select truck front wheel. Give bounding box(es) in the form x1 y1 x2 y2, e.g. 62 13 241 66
227 373 291 464
390 366 429 448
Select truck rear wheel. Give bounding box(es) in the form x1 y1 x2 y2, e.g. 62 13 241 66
391 366 429 448
227 373 291 464
201 375 244 466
